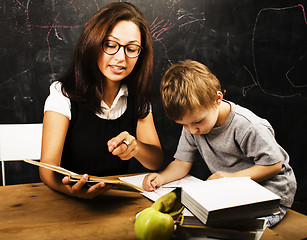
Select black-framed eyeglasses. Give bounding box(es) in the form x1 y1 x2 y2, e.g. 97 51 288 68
102 40 142 58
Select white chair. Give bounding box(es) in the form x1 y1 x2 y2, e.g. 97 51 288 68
0 123 42 186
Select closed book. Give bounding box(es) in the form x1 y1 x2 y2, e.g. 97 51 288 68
179 209 267 240
181 177 280 225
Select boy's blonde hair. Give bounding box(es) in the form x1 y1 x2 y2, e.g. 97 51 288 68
160 60 221 121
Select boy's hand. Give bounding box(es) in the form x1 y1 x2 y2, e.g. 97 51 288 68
207 171 233 180
142 173 164 191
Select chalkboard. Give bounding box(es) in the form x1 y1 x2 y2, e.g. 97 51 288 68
0 0 306 203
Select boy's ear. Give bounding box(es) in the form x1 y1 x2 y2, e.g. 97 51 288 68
216 91 223 105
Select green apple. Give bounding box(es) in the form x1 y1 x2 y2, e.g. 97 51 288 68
134 207 174 240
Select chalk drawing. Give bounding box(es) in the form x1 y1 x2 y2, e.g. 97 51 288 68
150 17 175 60
177 8 208 31
245 4 307 98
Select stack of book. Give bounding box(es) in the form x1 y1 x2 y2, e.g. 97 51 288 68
177 177 281 240
178 211 268 240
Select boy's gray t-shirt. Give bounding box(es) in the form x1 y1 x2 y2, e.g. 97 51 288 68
174 101 296 207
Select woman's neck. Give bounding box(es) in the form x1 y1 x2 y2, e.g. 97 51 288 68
103 80 121 108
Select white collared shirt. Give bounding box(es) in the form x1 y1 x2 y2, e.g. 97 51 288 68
44 81 129 120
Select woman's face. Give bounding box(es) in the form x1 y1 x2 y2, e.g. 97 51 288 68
97 20 141 84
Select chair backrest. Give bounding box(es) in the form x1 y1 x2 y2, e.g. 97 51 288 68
0 123 43 185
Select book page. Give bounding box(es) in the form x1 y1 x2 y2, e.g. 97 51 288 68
119 174 205 202
182 177 280 211
162 175 205 188
118 173 147 189
119 174 174 201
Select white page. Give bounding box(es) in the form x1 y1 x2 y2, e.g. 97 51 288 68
118 173 147 189
162 175 205 188
119 174 204 202
182 177 280 211
119 173 175 201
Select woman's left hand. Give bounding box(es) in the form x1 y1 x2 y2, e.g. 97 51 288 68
107 131 138 160
62 174 112 199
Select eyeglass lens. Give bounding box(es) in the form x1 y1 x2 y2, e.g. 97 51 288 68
102 40 141 58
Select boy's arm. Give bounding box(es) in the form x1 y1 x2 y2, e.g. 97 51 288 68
160 159 193 183
207 161 282 182
142 159 192 191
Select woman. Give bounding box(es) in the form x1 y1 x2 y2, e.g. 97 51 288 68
40 2 164 199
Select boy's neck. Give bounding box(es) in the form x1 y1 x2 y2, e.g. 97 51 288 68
216 101 231 127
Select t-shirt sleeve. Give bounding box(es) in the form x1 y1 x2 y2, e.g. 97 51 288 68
44 81 71 120
240 122 289 166
174 127 199 162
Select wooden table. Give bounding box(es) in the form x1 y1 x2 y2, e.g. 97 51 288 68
0 183 152 240
0 183 291 240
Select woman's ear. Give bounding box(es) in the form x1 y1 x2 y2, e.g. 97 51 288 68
216 91 223 105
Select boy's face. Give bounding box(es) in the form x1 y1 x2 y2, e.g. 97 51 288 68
175 105 220 135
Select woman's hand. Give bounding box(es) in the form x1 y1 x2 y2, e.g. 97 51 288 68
107 112 164 171
107 131 137 160
62 174 111 199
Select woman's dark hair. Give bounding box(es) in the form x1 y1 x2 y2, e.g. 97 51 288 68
58 2 153 118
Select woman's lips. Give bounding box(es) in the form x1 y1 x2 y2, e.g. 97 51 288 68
109 65 125 74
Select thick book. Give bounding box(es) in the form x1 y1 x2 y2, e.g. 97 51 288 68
24 159 144 192
181 177 280 226
178 209 267 240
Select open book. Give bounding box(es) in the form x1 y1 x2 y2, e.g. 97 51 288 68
180 177 281 226
24 159 144 192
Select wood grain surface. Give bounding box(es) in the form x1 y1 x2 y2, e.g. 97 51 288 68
1 183 304 240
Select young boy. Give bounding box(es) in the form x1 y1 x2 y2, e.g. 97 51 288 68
143 60 297 227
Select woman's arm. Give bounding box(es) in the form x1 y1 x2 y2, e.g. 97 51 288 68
108 112 164 170
40 111 71 194
40 111 109 198
134 112 164 170
207 162 282 182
